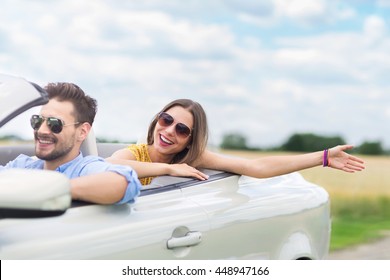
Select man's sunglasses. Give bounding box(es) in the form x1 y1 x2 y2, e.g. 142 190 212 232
157 112 192 138
30 115 79 134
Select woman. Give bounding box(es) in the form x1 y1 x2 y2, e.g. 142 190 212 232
106 99 365 185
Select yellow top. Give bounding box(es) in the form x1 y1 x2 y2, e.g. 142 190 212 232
127 143 154 185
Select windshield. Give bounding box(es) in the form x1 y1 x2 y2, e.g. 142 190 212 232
0 74 48 128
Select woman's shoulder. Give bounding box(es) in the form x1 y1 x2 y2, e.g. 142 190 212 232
128 143 148 152
128 143 151 162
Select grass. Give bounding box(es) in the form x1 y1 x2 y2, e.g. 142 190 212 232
329 196 390 250
219 149 390 251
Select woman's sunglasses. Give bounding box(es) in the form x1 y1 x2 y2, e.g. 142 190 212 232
30 115 79 134
157 112 192 138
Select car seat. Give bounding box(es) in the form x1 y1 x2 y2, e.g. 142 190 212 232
80 128 98 156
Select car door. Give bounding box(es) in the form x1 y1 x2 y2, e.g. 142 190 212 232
0 186 210 260
102 186 211 259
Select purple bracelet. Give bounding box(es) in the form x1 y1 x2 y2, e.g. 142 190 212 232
323 149 328 167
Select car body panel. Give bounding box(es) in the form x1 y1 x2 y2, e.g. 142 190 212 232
0 170 330 260
181 172 330 260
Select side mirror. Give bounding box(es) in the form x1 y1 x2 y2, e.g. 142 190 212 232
0 169 71 219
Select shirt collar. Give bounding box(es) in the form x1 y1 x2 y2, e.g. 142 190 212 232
56 152 84 173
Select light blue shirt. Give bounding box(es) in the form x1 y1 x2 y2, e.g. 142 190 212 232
0 153 142 204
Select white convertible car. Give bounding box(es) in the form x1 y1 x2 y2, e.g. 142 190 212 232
0 74 331 260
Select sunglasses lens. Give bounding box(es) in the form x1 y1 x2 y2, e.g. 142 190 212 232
157 112 191 138
158 112 174 126
30 115 64 134
47 118 63 134
175 123 191 137
30 115 44 130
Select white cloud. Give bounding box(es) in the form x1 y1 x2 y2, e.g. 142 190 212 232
242 0 357 27
280 0 357 24
363 15 387 42
278 0 327 20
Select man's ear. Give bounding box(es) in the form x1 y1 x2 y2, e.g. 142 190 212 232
78 122 91 142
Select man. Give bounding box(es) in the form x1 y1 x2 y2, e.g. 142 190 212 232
0 82 141 204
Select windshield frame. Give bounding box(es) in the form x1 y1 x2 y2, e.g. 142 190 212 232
0 74 48 128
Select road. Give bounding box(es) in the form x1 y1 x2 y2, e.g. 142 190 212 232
328 233 390 260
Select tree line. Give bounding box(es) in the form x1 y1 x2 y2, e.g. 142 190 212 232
1 132 387 155
220 132 388 155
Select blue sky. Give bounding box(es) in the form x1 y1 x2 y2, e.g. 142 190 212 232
1 0 390 149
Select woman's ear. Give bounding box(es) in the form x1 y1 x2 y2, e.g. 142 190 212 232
186 137 193 149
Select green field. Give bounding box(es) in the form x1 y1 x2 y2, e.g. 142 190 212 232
220 150 390 251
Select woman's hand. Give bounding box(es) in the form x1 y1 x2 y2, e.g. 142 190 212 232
328 145 365 172
168 163 209 181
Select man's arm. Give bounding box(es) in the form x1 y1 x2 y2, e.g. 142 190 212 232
68 156 142 205
70 172 129 204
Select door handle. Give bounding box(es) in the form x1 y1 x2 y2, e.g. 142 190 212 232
167 231 202 249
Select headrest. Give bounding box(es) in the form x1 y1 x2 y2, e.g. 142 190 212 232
81 128 98 156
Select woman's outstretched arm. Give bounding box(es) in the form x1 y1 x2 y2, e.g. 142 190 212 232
196 145 365 178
